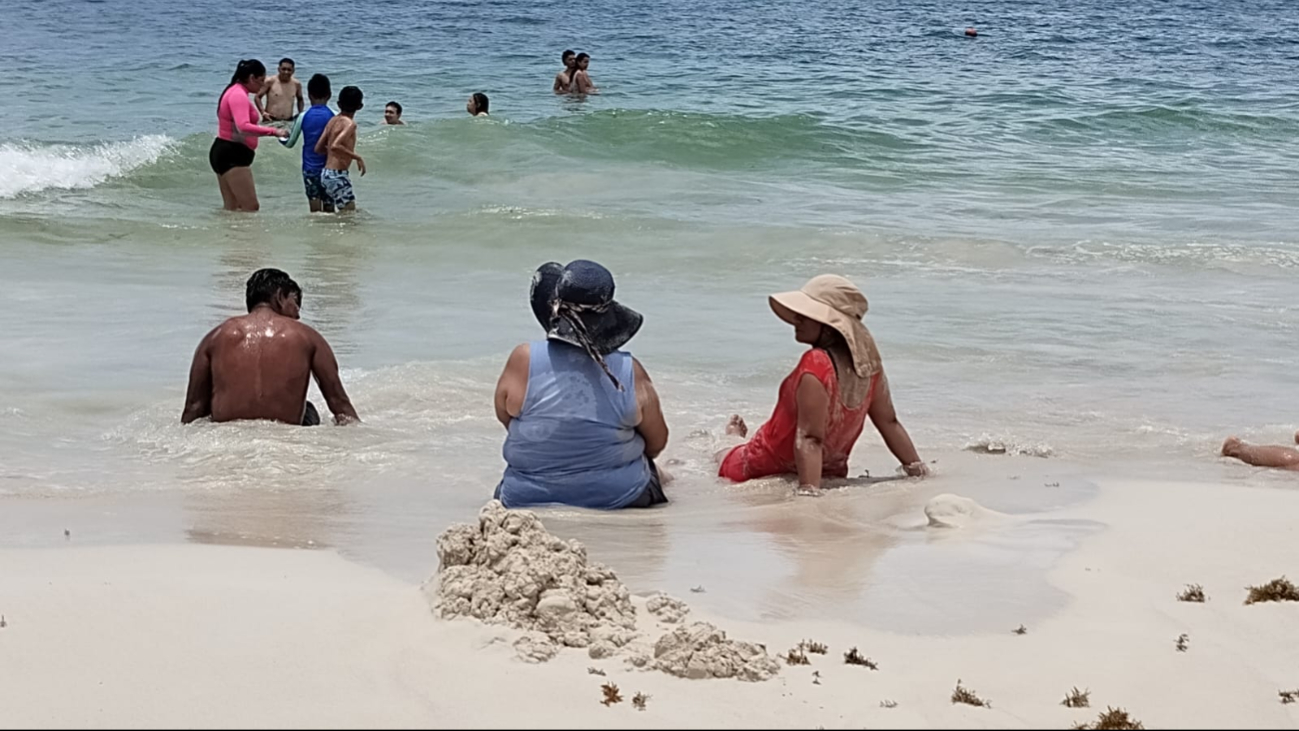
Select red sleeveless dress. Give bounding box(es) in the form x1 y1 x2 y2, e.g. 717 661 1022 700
719 349 878 482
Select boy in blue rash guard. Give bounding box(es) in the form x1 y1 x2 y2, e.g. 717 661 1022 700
280 74 336 212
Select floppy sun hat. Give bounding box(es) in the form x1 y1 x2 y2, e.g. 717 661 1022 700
530 260 644 387
769 274 882 377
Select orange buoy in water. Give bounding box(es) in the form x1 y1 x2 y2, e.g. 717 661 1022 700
965 27 978 37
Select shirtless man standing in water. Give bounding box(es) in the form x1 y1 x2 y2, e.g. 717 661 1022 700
182 268 359 426
256 58 304 123
553 49 576 93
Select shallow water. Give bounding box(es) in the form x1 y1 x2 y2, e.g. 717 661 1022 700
2 0 1297 629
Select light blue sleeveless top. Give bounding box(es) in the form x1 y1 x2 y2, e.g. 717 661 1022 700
499 340 652 510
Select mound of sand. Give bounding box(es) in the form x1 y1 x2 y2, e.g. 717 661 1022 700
642 622 781 682
427 501 637 662
428 502 780 681
924 494 1007 529
646 592 690 623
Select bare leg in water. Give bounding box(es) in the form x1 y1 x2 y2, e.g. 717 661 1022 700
714 414 749 463
1221 432 1299 471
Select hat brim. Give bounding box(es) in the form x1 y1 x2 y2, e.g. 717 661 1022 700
533 262 642 354
548 301 643 355
769 291 881 378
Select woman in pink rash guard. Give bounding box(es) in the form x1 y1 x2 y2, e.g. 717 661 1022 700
209 59 286 212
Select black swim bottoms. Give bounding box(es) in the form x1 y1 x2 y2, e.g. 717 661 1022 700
302 401 321 427
625 460 669 508
208 138 255 176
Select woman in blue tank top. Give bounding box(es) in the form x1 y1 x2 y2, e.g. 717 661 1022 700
493 260 671 510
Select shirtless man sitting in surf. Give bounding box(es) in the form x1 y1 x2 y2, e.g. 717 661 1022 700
182 268 359 426
256 58 304 123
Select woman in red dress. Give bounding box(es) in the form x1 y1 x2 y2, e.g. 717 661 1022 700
718 275 926 493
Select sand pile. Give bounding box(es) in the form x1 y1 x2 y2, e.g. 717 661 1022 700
428 501 637 662
429 501 780 681
924 494 1007 529
636 622 781 682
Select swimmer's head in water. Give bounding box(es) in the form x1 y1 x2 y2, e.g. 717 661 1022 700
278 58 295 80
338 86 364 114
562 49 576 67
384 101 403 124
245 268 302 319
468 93 489 116
307 74 331 103
576 52 591 70
965 27 978 37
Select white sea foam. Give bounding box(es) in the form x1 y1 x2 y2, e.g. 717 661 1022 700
0 136 174 199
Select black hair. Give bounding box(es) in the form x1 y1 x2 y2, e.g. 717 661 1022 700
279 57 295 68
562 49 575 61
338 85 363 113
307 73 331 100
386 101 402 115
471 93 489 114
220 59 266 109
576 52 590 64
246 268 301 313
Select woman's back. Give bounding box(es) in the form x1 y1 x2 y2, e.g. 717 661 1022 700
500 341 651 509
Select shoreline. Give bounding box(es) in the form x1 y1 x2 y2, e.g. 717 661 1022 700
1 476 1296 728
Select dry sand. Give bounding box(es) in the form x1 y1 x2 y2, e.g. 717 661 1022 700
1 478 1297 729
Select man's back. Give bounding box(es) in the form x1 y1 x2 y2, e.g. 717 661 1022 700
206 311 316 424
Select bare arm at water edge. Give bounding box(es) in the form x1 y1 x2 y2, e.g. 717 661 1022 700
494 344 530 428
632 358 668 459
794 373 829 491
867 372 926 476
255 81 269 119
181 328 217 424
308 328 360 425
295 79 305 116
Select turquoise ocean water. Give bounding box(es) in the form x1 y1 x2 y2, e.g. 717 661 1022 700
1 0 1296 624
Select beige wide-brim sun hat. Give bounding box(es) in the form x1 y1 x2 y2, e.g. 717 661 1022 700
769 274 882 378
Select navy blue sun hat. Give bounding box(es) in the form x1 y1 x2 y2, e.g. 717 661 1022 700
529 260 643 385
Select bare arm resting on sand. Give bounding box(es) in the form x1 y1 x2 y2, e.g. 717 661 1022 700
633 358 668 459
868 372 927 476
180 328 218 423
1221 433 1299 471
308 328 359 425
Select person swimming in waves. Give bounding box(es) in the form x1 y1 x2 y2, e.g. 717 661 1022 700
571 52 598 94
383 101 405 125
466 93 489 116
717 275 926 494
255 57 304 123
553 49 577 93
493 260 670 509
182 268 359 426
1221 432 1299 471
209 59 289 212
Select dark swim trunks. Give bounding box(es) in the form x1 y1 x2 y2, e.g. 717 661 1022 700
208 138 254 176
625 460 669 508
303 171 330 204
302 401 321 427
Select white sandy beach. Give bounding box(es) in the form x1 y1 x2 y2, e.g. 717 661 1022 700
1 476 1296 729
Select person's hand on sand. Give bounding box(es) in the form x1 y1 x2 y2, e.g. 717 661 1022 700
903 461 930 478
